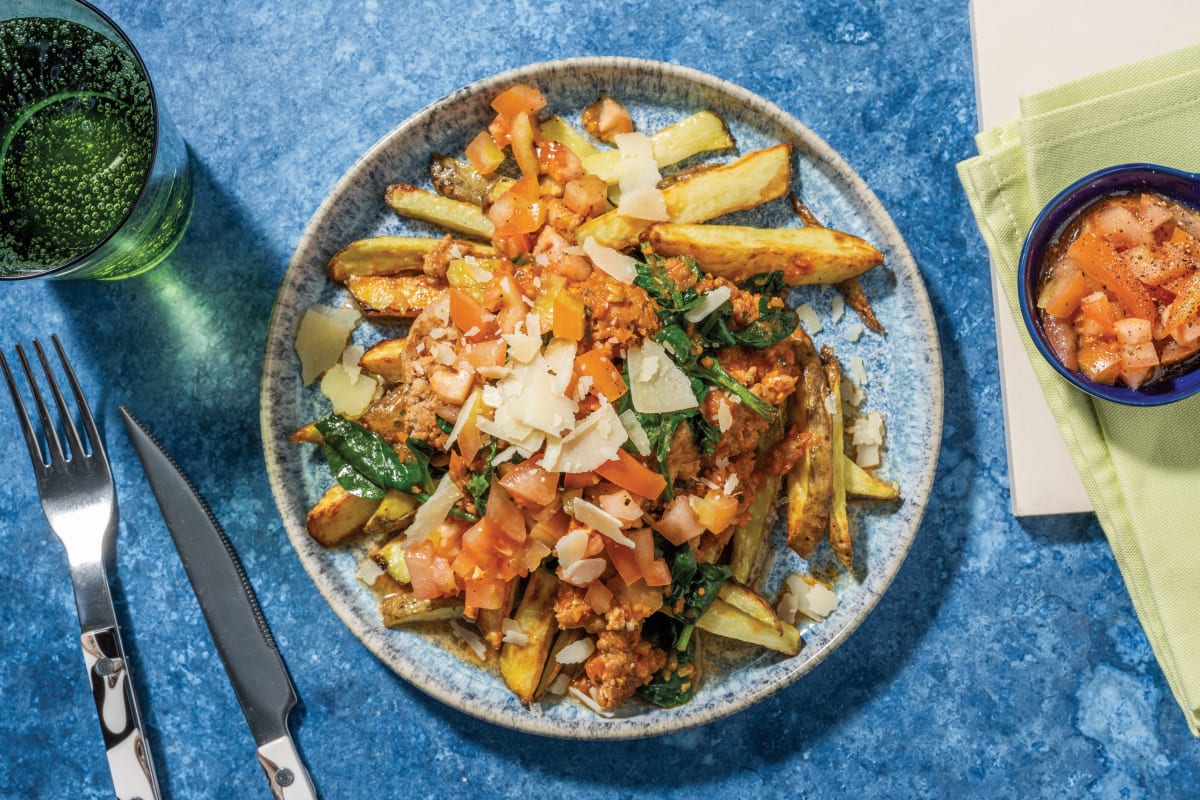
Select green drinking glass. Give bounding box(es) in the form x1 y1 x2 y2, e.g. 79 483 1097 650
0 0 192 280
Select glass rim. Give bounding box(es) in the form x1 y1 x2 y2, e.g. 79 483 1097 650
0 0 162 281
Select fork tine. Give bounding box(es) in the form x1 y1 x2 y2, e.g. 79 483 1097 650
0 349 48 468
17 342 67 464
50 334 104 461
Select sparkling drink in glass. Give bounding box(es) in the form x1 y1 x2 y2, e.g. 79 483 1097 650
0 0 192 280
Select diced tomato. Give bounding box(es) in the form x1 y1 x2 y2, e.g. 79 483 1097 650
689 491 739 534
485 480 527 544
1076 338 1123 384
605 537 643 585
1037 259 1089 319
1067 230 1156 321
492 233 532 259
466 130 505 175
574 349 627 401
405 540 459 600
563 471 600 489
1163 270 1200 334
562 174 608 218
488 181 546 237
641 558 672 588
552 292 586 341
449 287 488 334
488 113 512 149
465 577 508 611
1043 314 1078 371
536 140 584 184
584 579 614 614
1079 291 1123 334
490 84 547 121
499 460 560 507
1090 204 1154 250
463 338 506 370
653 495 706 546
529 510 570 548
519 538 551 572
596 450 666 500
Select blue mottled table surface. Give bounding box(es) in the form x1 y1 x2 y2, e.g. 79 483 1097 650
2 1 1196 797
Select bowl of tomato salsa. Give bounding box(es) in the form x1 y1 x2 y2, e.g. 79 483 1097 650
1018 163 1200 406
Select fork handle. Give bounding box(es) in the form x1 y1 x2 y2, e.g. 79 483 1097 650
80 627 162 800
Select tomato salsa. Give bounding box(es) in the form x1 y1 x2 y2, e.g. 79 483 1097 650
1037 191 1200 389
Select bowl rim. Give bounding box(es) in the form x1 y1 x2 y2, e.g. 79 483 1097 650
1017 162 1200 407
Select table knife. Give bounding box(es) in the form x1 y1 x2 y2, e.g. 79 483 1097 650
119 408 317 800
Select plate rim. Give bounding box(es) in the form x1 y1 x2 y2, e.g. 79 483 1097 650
261 55 945 739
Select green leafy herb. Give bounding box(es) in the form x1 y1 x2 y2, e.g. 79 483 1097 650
633 251 702 327
656 534 732 651
465 438 499 515
314 415 478 521
637 620 698 708
435 417 454 435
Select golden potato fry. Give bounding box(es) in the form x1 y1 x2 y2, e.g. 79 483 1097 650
574 143 792 251
729 421 782 584
644 223 883 285
717 581 783 635
327 236 496 282
581 110 734 184
786 332 832 559
498 569 559 705
363 489 420 537
358 338 408 383
534 628 582 702
379 591 464 627
430 155 513 207
385 183 494 240
822 348 851 571
370 534 411 585
845 454 901 501
289 421 323 444
539 115 600 159
306 483 381 546
346 274 445 321
836 276 886 334
696 598 801 656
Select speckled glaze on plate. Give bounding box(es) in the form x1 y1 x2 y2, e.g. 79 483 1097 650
261 57 943 739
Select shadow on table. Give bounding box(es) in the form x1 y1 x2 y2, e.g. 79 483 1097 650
399 288 977 791
47 154 280 798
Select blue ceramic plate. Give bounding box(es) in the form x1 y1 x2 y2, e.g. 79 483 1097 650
262 57 943 739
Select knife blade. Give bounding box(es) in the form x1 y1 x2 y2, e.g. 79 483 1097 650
119 407 317 800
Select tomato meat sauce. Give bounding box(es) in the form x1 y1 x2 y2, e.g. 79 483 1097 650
1036 191 1200 389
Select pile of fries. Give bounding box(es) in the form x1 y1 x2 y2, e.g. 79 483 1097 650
293 83 900 713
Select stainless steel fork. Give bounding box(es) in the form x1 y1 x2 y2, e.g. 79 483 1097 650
1 337 162 800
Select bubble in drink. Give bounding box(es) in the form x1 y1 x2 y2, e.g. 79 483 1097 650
0 16 155 273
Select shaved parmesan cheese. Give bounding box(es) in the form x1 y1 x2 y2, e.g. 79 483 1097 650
295 304 360 384
555 637 596 664
855 444 880 468
403 475 462 548
560 558 607 586
796 303 822 335
831 294 845 322
501 618 529 646
449 619 487 661
850 356 869 386
543 401 627 473
617 186 669 221
525 311 543 339
583 236 637 284
614 132 669 222
569 685 611 715
444 387 481 450
555 527 590 566
572 498 635 547
684 285 733 323
543 338 578 394
319 362 380 417
716 396 733 432
619 409 652 456
504 331 541 363
784 574 840 621
846 323 864 343
548 673 570 696
356 557 384 586
627 339 698 414
341 344 365 381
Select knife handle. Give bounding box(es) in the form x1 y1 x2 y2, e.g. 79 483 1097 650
80 627 162 800
257 735 318 799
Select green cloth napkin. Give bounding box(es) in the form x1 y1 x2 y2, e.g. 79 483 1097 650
957 43 1200 737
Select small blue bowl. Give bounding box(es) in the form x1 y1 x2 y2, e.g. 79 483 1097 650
1017 163 1200 406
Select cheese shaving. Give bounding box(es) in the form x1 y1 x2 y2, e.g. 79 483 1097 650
582 236 638 284
627 339 698 414
796 303 822 335
403 474 463 547
684 286 733 323
555 637 597 664
571 498 635 547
